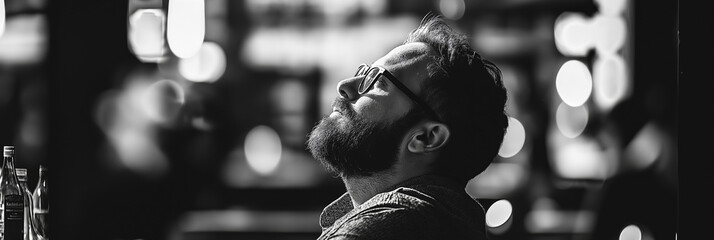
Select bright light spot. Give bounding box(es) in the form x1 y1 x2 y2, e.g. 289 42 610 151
555 103 589 138
0 15 47 65
595 0 627 15
554 12 593 56
498 117 526 158
128 9 167 63
556 60 592 107
486 199 513 228
624 122 662 170
244 125 282 176
167 0 205 58
552 137 607 179
178 41 226 83
141 79 185 124
593 54 629 111
592 14 626 55
439 0 465 20
619 225 642 240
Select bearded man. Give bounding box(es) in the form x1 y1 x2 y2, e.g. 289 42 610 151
307 13 509 240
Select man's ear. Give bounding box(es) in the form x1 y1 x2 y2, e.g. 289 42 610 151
407 122 450 153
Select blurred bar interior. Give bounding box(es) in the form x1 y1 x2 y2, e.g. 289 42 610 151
0 0 677 239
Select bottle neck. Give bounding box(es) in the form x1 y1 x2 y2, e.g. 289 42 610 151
39 169 47 181
2 156 19 185
37 168 48 188
3 155 16 172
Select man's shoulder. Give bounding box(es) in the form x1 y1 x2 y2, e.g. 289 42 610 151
322 200 435 240
337 187 450 229
322 188 488 240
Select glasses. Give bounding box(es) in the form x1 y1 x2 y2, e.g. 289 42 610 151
354 64 441 121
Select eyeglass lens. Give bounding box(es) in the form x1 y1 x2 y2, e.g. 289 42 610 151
359 67 380 93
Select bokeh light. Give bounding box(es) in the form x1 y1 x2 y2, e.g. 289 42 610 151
128 9 167 63
593 54 629 111
244 125 282 176
619 225 642 240
555 102 589 138
486 199 513 228
109 128 170 179
167 0 205 58
623 122 663 171
439 0 465 20
498 117 526 158
178 41 226 83
556 60 592 107
551 136 608 179
141 79 185 124
525 197 595 234
554 12 592 56
592 13 626 55
0 15 48 65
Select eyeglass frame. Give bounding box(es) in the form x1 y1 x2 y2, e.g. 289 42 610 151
355 63 442 122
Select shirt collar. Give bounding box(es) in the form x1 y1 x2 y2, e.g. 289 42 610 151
318 174 464 229
319 192 354 229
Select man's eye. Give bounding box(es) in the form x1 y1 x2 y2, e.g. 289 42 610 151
376 77 387 84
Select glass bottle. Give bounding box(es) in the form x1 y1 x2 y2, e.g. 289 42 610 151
31 166 48 240
16 168 34 240
1 146 26 240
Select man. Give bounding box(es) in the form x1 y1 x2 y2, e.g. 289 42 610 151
307 13 509 239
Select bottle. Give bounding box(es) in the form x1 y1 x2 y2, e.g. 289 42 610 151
31 166 48 240
1 146 26 240
16 168 34 240
0 148 4 240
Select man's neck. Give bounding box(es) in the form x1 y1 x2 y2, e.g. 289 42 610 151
341 168 431 208
341 173 396 208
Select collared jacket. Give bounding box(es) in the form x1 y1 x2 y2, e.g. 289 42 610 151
318 174 489 240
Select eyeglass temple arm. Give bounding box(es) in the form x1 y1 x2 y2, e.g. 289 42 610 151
382 71 442 121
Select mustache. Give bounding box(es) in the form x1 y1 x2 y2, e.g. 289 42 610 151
331 97 356 119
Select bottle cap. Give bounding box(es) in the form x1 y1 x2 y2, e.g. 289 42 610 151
3 146 14 157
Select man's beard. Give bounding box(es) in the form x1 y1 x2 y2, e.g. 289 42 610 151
306 99 421 178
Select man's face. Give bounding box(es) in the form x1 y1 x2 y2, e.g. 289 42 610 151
307 42 435 177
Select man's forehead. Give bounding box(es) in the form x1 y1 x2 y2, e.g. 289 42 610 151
374 42 436 70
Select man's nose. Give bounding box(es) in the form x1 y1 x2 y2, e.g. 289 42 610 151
336 76 362 101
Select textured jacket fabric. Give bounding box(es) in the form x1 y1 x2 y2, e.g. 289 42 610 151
318 174 489 240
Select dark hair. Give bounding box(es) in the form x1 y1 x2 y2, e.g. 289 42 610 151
404 13 509 183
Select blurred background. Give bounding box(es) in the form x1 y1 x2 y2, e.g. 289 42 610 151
0 0 681 239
